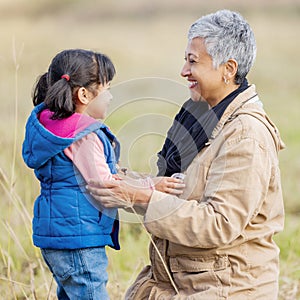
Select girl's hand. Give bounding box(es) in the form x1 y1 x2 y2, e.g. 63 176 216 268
112 174 122 180
152 176 185 196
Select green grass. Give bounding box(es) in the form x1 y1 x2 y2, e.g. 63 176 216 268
0 1 300 299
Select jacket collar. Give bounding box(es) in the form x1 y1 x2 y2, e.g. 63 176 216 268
211 85 257 139
209 84 285 151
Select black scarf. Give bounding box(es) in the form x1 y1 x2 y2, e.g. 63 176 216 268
157 79 249 176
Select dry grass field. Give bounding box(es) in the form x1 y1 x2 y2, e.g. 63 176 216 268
0 0 300 299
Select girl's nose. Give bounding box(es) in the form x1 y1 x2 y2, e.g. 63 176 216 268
101 90 113 103
107 90 113 101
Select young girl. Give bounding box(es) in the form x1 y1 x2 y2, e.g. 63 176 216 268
22 49 184 299
22 49 121 299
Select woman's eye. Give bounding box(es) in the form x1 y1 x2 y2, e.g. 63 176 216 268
184 57 197 64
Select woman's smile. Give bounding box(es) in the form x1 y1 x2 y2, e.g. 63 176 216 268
188 80 198 89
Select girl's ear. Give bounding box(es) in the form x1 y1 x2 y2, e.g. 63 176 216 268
77 87 90 105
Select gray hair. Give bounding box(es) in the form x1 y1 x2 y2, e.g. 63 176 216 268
188 9 256 84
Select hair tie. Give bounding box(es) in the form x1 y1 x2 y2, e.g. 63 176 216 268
61 74 70 81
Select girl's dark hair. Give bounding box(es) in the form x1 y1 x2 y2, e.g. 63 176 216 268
32 72 48 106
33 49 116 119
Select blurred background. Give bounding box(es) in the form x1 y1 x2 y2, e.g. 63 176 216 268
0 0 299 298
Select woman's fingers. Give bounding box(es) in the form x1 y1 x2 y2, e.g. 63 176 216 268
87 179 103 188
87 184 114 197
88 179 119 188
87 182 132 208
99 196 131 208
87 179 136 208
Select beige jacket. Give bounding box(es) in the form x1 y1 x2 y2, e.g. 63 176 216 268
125 85 285 300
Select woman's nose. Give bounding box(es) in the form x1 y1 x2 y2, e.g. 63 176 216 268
180 62 191 78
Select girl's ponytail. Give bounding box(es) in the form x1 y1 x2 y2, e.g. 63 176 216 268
32 72 48 106
45 74 74 119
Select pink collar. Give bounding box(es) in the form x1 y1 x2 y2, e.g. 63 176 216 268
39 109 98 138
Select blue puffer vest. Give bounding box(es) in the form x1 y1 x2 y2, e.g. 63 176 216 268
22 103 120 250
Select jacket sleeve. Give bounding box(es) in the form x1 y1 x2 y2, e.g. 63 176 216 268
144 136 273 248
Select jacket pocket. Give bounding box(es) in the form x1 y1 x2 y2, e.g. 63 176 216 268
170 255 229 272
170 255 231 299
33 195 49 236
41 249 75 281
97 208 117 233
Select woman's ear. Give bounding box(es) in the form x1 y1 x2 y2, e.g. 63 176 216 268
224 59 238 80
77 87 90 105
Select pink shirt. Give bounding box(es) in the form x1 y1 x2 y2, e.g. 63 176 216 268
39 109 112 182
64 133 113 182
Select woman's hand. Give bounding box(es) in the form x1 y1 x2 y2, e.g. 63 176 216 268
152 176 185 196
87 179 153 209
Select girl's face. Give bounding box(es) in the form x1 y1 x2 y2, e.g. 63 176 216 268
180 37 226 107
85 82 112 120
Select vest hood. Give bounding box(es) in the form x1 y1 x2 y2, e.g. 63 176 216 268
22 103 102 169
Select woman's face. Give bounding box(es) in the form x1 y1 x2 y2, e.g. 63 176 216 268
86 82 112 120
181 37 226 107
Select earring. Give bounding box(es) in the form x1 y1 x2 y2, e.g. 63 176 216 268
223 76 229 85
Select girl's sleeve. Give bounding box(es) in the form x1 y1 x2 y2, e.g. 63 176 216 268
64 132 113 182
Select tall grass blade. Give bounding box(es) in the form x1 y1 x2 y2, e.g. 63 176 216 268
11 37 24 190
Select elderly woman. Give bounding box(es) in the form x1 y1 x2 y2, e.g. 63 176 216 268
88 9 285 299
